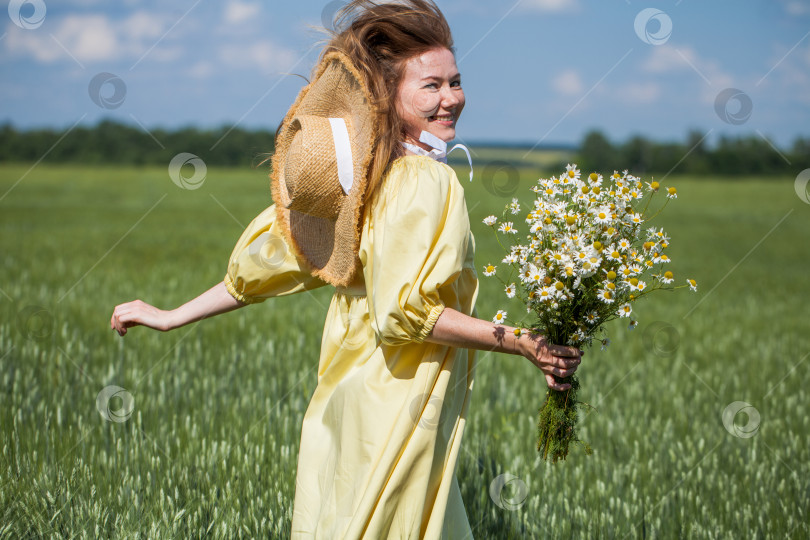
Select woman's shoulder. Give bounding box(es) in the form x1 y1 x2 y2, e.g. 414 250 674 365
383 154 457 192
388 153 454 174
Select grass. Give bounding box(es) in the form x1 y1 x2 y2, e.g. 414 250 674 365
1 161 808 538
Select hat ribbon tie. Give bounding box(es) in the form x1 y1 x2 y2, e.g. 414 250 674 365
401 130 473 182
329 117 354 195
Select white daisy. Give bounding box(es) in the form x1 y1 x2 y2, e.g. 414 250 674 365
498 222 517 234
617 303 632 318
570 328 588 345
504 283 516 298
598 289 615 304
537 286 555 302
605 246 623 262
564 163 581 181
483 264 497 277
591 206 612 225
492 310 507 324
659 271 674 284
483 215 497 226
625 212 643 226
529 265 545 284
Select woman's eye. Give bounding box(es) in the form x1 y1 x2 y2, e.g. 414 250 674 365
423 83 438 89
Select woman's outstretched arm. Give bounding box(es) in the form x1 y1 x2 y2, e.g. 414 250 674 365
110 280 246 336
424 307 583 391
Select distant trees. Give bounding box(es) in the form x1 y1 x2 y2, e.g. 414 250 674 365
0 119 806 175
576 129 807 177
0 119 275 168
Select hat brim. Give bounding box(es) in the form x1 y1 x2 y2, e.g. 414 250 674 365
269 51 378 288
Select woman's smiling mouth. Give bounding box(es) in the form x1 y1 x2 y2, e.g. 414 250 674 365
429 114 455 123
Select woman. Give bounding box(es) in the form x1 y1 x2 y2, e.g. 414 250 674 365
110 1 582 537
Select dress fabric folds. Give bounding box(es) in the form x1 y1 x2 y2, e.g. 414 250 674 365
224 155 479 539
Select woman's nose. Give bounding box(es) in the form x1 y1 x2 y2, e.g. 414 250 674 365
440 87 461 108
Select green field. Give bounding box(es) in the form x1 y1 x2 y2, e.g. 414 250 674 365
1 161 808 538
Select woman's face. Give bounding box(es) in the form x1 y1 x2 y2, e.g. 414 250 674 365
396 47 465 149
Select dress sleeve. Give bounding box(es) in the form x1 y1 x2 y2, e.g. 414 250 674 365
359 158 471 346
224 204 328 304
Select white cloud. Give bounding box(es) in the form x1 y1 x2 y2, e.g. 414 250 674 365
4 15 119 63
55 15 120 62
783 0 810 16
3 11 172 64
225 1 261 25
642 45 692 74
642 45 734 101
520 0 579 12
219 40 298 74
123 11 166 41
616 82 662 104
552 69 583 95
187 60 215 79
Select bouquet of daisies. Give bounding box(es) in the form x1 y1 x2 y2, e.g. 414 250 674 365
482 164 697 463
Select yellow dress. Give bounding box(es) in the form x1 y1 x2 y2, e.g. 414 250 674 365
224 154 479 539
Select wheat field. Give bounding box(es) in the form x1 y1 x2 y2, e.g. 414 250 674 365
1 162 808 538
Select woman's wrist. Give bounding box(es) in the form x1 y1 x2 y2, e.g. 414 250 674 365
511 329 529 358
164 308 181 331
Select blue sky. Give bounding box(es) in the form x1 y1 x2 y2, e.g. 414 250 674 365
1 0 809 149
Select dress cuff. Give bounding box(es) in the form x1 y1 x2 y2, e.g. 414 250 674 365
414 303 446 343
223 275 265 305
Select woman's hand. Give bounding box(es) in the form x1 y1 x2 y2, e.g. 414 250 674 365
110 299 174 336
518 333 583 391
110 281 247 337
424 307 584 391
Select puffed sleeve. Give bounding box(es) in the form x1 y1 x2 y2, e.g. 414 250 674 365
359 157 471 346
224 204 328 304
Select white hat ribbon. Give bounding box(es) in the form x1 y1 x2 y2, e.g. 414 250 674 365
329 117 354 195
401 130 473 182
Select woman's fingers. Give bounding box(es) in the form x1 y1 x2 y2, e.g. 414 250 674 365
543 364 577 378
545 374 571 391
111 302 143 336
519 334 584 389
538 349 582 390
548 343 582 358
111 300 170 335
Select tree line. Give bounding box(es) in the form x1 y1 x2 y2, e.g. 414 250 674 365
577 129 808 177
0 120 276 168
0 119 806 175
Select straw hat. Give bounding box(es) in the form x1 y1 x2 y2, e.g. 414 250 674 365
269 51 379 288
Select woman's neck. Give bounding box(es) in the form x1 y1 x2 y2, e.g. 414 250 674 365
402 134 434 154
